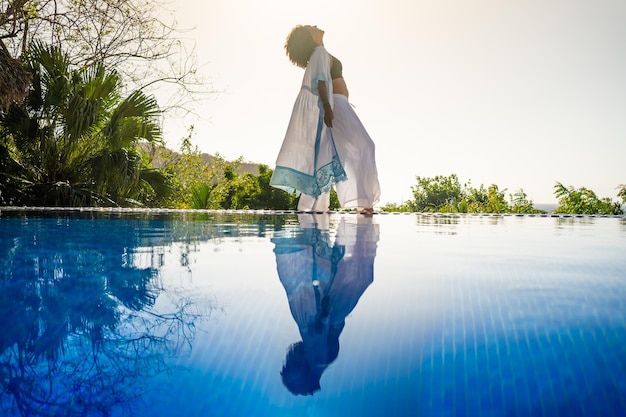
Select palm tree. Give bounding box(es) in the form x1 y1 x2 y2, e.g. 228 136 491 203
0 42 171 207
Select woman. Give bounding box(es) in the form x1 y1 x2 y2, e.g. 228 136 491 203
270 25 380 212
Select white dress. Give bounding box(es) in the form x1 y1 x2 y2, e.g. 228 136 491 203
270 46 347 201
332 94 381 209
271 46 381 210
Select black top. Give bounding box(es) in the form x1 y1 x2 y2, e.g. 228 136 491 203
330 55 343 80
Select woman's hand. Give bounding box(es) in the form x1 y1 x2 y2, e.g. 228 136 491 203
323 105 334 128
318 80 333 128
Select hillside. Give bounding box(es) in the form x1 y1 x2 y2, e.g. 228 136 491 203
140 142 260 175
199 153 260 176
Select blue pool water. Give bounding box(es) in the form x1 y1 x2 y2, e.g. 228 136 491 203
0 209 625 417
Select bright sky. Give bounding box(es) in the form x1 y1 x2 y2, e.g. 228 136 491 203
160 0 626 205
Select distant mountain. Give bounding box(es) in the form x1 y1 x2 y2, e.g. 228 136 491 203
139 142 260 175
198 153 260 175
533 203 558 214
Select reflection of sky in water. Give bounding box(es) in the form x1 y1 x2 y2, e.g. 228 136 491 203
0 211 625 417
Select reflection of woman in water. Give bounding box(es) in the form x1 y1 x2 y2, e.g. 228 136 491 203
272 214 379 395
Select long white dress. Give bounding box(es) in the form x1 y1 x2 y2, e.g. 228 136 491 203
271 46 381 211
270 46 347 201
332 94 381 209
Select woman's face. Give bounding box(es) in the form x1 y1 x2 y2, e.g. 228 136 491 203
306 25 324 46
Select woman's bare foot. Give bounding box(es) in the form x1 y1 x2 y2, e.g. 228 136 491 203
358 208 374 216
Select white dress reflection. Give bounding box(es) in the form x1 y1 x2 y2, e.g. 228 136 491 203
272 214 379 396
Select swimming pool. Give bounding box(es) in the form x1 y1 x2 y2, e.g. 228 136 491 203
1 208 625 417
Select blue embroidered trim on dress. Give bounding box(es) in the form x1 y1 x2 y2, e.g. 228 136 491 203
271 156 347 198
270 75 347 199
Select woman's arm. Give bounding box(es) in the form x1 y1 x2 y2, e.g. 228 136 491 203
318 80 333 128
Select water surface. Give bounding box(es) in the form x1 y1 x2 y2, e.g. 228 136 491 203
1 210 624 416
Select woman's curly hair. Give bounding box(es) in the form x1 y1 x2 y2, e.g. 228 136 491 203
284 25 318 68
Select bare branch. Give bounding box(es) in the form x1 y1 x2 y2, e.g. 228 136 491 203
1 0 216 115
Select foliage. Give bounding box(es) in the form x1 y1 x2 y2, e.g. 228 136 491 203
463 184 510 213
191 162 299 210
509 189 540 214
379 202 412 212
406 174 464 212
398 174 543 214
618 185 626 205
255 164 299 210
145 128 217 209
553 182 623 215
147 131 298 210
0 42 171 206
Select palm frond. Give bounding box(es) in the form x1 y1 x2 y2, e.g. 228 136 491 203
191 183 213 209
27 42 72 111
104 90 162 148
140 168 173 200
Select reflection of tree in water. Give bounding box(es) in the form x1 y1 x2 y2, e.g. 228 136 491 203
0 217 210 417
